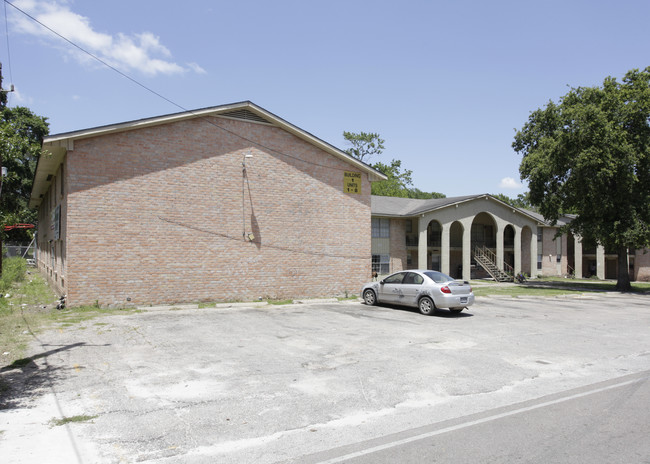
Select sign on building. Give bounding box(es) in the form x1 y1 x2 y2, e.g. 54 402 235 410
344 171 361 194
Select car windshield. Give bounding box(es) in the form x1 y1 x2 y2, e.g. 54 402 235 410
423 271 455 283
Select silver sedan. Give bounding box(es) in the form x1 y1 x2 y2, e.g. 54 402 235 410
361 270 475 315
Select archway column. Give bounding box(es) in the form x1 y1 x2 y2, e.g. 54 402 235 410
496 224 504 270
574 235 583 278
441 222 451 275
461 218 472 281
417 216 428 269
597 245 605 280
514 225 522 275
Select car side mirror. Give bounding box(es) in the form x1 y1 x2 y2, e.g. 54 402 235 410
379 279 385 285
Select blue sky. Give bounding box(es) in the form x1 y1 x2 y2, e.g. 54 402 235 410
2 0 649 197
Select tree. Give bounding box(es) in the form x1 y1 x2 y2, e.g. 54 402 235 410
343 131 446 199
371 159 414 197
513 68 650 291
1 105 49 242
492 192 534 210
407 188 446 200
343 131 385 163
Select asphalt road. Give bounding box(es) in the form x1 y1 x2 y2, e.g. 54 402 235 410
1 292 649 463
301 372 650 463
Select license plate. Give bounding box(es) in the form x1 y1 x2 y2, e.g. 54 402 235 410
460 297 468 304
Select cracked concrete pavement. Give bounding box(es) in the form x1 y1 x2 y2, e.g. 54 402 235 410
1 293 649 463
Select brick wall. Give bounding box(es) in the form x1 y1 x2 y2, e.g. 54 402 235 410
42 116 372 306
36 162 67 296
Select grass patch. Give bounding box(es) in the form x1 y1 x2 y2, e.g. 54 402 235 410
473 285 589 298
49 415 97 427
473 277 650 298
535 277 650 293
266 299 294 305
0 258 137 367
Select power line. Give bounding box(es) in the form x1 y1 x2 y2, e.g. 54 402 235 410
4 0 369 174
3 0 13 88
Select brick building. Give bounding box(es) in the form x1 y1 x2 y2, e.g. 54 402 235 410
30 102 385 306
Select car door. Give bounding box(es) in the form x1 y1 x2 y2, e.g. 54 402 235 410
377 272 407 303
400 272 425 307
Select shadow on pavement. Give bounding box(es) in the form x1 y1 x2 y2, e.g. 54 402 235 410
0 342 89 410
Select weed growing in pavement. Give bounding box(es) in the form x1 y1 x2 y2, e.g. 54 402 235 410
48 415 97 427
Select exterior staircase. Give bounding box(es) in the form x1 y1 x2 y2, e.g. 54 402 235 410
473 246 514 282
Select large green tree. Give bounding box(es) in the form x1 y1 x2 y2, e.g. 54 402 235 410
1 100 49 242
513 68 650 291
492 192 534 211
343 131 445 199
342 131 385 163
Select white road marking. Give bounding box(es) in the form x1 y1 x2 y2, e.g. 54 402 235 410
316 375 648 463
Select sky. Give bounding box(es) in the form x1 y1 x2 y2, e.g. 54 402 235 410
2 0 649 197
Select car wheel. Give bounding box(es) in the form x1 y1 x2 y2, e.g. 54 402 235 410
418 296 435 315
363 289 377 306
450 308 464 313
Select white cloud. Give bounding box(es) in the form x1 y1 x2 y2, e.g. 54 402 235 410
10 0 203 76
7 86 31 105
187 62 207 75
499 177 522 189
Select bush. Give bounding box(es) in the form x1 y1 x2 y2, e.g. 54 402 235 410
0 257 27 294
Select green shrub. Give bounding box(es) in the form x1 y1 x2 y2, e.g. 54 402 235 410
0 257 27 294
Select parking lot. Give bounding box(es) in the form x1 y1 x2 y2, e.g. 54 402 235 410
2 293 650 463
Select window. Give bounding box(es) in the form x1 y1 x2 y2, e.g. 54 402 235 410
537 227 543 242
403 272 424 285
372 218 390 238
424 271 454 283
537 254 542 270
383 272 405 284
372 254 390 275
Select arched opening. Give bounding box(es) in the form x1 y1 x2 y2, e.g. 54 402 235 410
504 224 515 270
471 213 497 279
427 220 442 271
450 221 464 279
567 232 576 277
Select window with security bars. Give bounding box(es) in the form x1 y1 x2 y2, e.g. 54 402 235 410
372 254 390 275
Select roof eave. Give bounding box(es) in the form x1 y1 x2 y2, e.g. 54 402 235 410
41 101 387 182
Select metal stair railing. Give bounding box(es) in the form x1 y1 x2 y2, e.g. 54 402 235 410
473 245 513 282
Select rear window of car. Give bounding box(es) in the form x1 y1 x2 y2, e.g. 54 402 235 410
423 271 454 283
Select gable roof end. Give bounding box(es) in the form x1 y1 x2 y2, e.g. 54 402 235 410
31 101 386 207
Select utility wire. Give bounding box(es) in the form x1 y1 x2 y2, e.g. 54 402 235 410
3 0 14 87
4 0 370 174
6 0 375 262
4 0 185 112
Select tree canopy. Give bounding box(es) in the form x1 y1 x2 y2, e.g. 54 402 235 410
342 131 385 164
492 192 534 211
1 103 49 242
343 131 445 199
513 67 650 290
